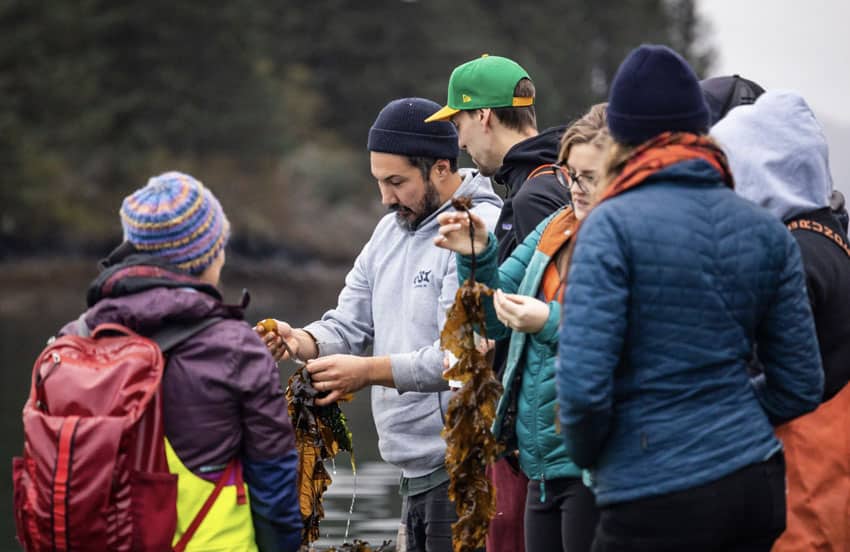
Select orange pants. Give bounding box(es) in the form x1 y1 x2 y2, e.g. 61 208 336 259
772 383 850 551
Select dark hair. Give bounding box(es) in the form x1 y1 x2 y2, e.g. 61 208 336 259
490 78 537 132
407 156 459 181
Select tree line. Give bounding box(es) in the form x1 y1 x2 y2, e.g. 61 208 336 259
0 0 712 258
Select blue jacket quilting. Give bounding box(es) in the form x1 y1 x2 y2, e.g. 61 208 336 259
556 159 823 506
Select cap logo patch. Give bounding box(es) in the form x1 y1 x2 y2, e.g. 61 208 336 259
462 94 472 103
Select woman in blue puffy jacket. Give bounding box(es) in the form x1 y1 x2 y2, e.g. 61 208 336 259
435 104 609 552
555 45 823 552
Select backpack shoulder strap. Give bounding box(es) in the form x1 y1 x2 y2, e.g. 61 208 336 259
73 315 223 352
526 163 559 182
151 317 224 353
787 219 850 260
172 457 240 552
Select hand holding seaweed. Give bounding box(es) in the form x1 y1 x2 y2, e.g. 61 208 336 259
440 198 504 552
260 319 354 546
434 203 490 260
286 364 355 546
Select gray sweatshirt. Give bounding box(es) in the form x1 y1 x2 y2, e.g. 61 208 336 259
712 89 833 221
305 169 502 477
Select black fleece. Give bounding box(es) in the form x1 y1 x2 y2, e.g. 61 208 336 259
788 207 850 401
491 126 570 380
493 126 570 264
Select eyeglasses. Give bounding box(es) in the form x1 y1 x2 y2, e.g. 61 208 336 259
553 164 596 194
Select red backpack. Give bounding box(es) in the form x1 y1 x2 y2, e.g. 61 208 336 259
13 317 231 552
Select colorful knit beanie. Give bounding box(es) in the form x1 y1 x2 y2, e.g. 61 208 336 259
120 172 230 275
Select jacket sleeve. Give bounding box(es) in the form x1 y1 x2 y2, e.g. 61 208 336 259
511 173 568 245
304 240 374 356
556 208 629 468
234 328 301 551
751 235 823 424
243 452 301 552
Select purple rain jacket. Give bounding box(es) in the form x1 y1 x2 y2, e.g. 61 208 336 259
59 251 300 550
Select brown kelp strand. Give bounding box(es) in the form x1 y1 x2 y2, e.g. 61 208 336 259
441 198 504 552
286 364 355 546
450 196 476 279
259 320 355 546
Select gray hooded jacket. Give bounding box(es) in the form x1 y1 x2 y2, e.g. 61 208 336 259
305 169 502 477
712 89 833 221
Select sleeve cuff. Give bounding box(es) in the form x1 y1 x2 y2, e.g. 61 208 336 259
390 352 449 394
537 300 562 345
457 233 498 281
302 323 348 357
390 353 418 393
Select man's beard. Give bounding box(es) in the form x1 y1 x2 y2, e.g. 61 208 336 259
390 180 443 231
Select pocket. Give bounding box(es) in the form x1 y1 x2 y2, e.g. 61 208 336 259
13 456 36 551
130 470 178 551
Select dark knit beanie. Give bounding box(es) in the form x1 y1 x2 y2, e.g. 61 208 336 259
368 98 459 160
607 44 710 145
700 74 766 125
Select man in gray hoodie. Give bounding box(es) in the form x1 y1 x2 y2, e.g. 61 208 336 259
260 97 502 551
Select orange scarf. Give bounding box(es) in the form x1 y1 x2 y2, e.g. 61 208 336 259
561 132 734 291
598 131 734 205
538 207 578 303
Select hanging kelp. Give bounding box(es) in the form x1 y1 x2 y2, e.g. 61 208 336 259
440 199 504 552
258 319 354 547
323 540 394 552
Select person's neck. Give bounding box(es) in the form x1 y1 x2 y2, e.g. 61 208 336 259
438 172 465 203
493 126 538 165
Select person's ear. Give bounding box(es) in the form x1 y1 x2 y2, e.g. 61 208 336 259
431 159 451 182
480 108 494 131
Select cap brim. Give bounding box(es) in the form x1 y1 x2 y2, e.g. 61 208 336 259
424 105 459 123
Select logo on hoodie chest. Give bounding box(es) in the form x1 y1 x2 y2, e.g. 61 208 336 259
412 269 433 289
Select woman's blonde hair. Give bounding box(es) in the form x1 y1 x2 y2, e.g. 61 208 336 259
600 132 723 189
557 103 610 165
600 140 637 189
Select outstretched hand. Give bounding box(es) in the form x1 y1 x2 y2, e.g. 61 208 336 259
434 211 490 256
254 319 317 363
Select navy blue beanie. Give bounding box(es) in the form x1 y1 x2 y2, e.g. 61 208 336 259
607 44 710 145
368 98 459 160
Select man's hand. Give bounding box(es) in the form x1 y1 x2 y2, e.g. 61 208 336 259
494 289 551 334
307 354 392 406
254 319 318 362
434 211 490 256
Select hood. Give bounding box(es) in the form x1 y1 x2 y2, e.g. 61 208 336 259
712 90 832 221
495 126 565 194
414 168 502 234
83 250 242 335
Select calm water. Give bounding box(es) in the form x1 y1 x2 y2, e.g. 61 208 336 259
0 258 402 551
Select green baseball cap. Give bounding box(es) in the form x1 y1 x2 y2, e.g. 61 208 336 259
425 54 533 123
